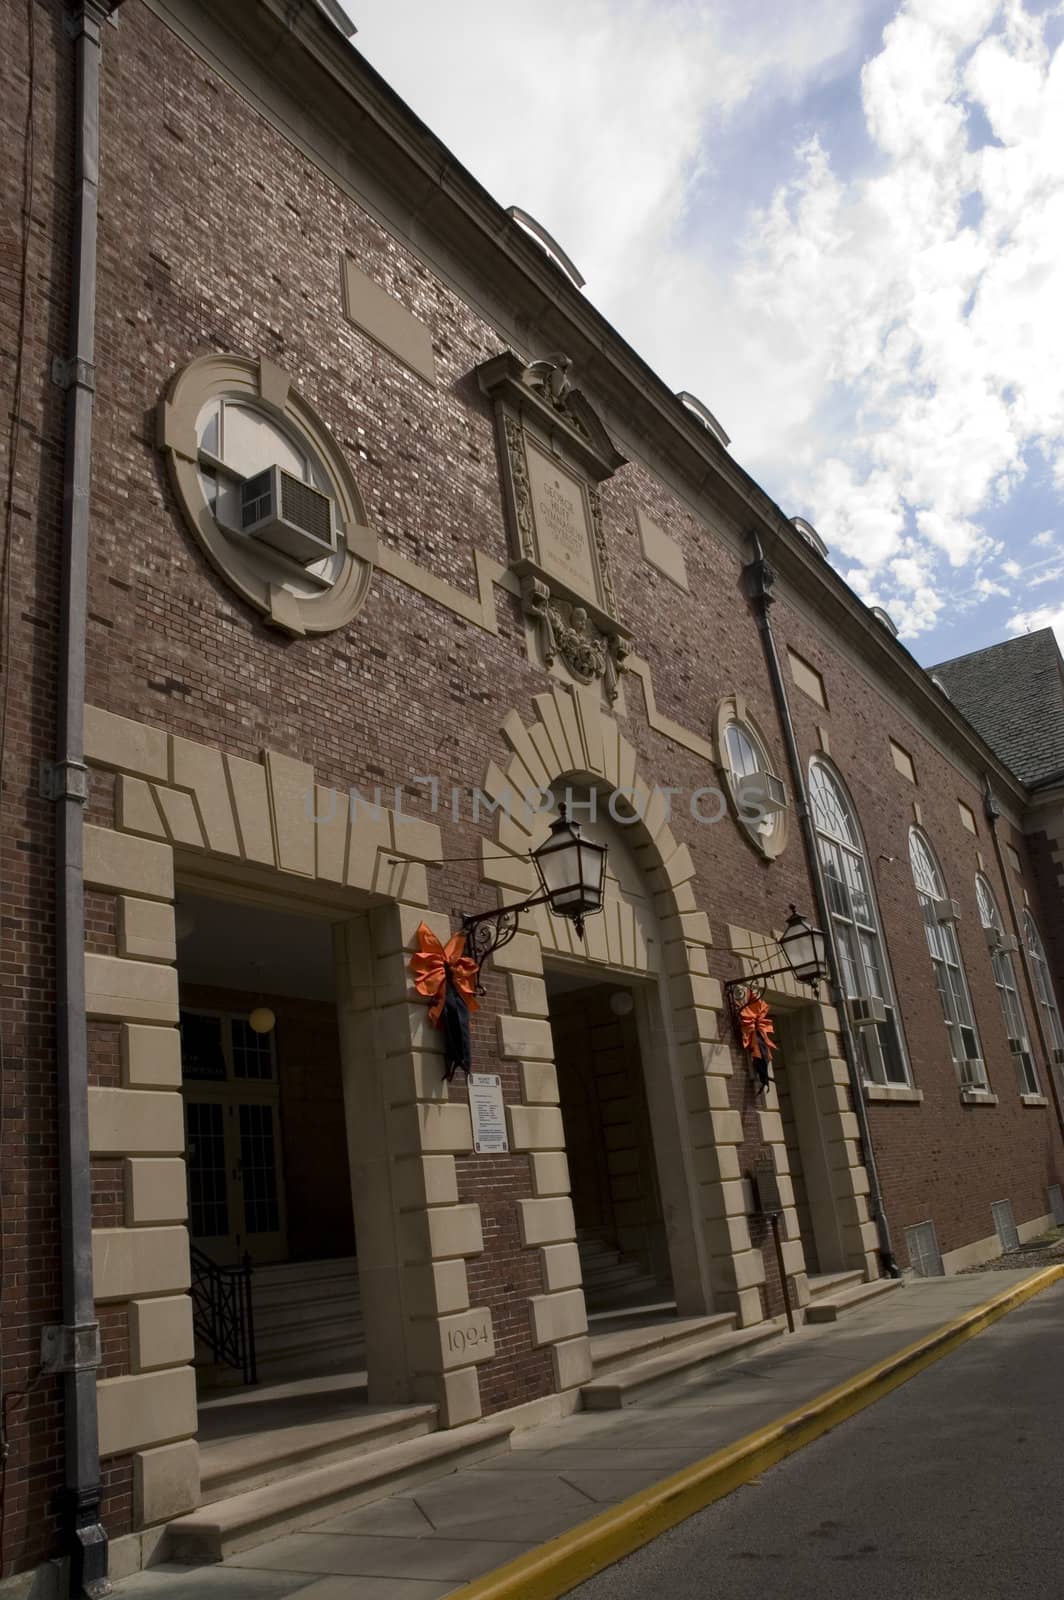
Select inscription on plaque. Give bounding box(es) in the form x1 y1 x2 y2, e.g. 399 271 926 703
525 439 598 602
469 1073 509 1155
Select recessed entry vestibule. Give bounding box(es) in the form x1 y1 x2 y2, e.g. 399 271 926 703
175 890 359 1384
545 966 676 1320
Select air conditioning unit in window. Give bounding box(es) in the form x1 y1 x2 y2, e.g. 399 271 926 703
933 897 961 925
1053 1047 1064 1068
1007 1038 1026 1055
958 1057 985 1088
240 466 336 566
734 770 787 816
998 934 1019 955
984 926 1002 953
847 995 887 1028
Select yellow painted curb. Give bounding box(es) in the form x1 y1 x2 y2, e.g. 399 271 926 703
453 1265 1064 1600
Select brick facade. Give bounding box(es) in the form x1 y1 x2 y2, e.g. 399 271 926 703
2 0 1063 1582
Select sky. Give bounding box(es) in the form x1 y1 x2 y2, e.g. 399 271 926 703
348 0 1064 667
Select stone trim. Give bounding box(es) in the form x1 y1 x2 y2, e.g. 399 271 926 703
866 1084 925 1104
158 352 377 637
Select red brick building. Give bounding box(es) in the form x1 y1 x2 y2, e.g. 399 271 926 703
2 0 1063 1592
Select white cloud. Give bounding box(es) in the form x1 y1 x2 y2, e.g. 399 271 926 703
1007 597 1064 651
1002 558 1023 577
350 1 1064 650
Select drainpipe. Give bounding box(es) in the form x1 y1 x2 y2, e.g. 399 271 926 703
48 5 123 1596
983 779 1064 1144
744 535 900 1278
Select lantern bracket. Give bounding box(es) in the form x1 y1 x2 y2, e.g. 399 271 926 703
462 894 551 991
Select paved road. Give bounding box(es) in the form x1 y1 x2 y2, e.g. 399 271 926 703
573 1282 1064 1600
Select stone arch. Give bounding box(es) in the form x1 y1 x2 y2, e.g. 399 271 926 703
478 683 768 1398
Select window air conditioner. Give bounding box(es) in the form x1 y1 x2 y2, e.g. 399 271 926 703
847 995 887 1028
735 770 787 815
984 926 1002 953
240 466 336 565
958 1058 985 1088
998 934 1019 955
1053 1047 1064 1068
1007 1038 1026 1055
933 897 961 925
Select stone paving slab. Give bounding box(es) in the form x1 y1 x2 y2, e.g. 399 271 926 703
111 1269 1040 1600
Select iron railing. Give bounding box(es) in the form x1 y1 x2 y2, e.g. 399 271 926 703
189 1244 257 1384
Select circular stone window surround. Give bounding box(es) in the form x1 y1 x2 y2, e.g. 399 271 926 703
714 693 788 861
158 353 377 637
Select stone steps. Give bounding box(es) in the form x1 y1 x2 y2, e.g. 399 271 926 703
251 1257 363 1381
804 1274 903 1324
806 1269 865 1302
200 1402 437 1504
581 1318 784 1409
589 1311 735 1377
167 1418 514 1562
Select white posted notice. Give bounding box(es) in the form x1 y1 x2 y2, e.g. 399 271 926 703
469 1072 509 1154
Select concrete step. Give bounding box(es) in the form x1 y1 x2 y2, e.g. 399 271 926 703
583 1276 667 1313
806 1270 865 1302
253 1256 358 1284
200 1402 436 1503
804 1275 903 1324
254 1285 361 1317
589 1312 734 1377
254 1346 367 1384
253 1274 360 1314
581 1319 785 1409
580 1261 647 1290
166 1418 514 1562
255 1315 365 1357
255 1298 362 1337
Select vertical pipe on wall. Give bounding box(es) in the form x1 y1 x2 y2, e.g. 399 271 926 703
744 534 899 1279
984 779 1064 1144
53 5 123 1595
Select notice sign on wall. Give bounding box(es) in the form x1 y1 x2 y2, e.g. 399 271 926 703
469 1073 509 1155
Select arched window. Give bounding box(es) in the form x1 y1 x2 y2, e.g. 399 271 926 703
808 761 909 1085
1025 911 1064 1063
716 698 787 860
976 878 1039 1096
909 830 986 1089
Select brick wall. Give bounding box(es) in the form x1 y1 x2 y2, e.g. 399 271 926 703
1 0 73 1575
2 0 1063 1575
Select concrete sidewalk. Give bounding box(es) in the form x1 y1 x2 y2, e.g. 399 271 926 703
111 1270 1042 1600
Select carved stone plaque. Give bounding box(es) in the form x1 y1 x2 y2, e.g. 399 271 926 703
477 349 632 701
525 440 598 601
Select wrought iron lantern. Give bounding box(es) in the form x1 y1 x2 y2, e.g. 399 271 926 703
778 905 829 988
723 903 830 1015
463 804 608 984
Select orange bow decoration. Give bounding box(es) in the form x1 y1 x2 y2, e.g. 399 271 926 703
410 922 480 1025
739 993 776 1060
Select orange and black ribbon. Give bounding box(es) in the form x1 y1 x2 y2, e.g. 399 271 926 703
410 923 480 1080
739 992 776 1093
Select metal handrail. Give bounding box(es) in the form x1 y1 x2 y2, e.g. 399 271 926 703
189 1244 257 1385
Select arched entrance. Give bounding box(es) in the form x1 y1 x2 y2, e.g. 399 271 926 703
478 684 769 1403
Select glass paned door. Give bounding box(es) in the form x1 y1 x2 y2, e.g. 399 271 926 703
181 1009 287 1265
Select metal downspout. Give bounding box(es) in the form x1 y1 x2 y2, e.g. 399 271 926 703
983 780 1064 1144
53 4 123 1595
744 535 900 1278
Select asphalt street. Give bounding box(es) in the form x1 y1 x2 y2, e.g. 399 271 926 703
572 1281 1064 1600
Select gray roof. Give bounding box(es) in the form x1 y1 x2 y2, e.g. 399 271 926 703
931 628 1064 787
